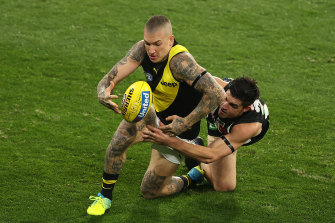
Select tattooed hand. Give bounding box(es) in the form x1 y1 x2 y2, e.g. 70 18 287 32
97 40 146 112
158 115 189 136
98 81 121 114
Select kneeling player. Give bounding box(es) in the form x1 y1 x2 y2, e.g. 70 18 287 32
143 76 269 191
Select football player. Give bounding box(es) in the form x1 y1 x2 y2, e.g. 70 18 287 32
87 15 226 215
143 76 269 192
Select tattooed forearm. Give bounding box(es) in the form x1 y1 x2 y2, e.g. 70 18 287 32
186 76 225 127
97 41 146 99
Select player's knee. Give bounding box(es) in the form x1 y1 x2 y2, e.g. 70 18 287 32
213 182 236 192
140 184 158 200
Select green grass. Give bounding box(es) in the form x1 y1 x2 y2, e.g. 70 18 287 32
1 0 334 222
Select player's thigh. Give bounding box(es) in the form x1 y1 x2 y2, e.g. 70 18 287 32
209 151 237 191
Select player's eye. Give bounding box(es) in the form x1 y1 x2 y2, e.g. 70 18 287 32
229 103 238 109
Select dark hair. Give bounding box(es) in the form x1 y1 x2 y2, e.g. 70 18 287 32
145 15 171 33
227 77 260 107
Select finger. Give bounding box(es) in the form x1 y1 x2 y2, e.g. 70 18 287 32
167 132 176 137
158 122 171 130
143 138 154 143
165 115 175 121
143 128 154 136
105 81 115 95
147 125 163 135
142 132 150 139
105 86 112 95
165 115 179 121
106 102 121 114
146 125 155 131
158 121 164 127
108 101 119 109
109 80 115 88
105 95 119 100
114 108 122 114
158 124 171 131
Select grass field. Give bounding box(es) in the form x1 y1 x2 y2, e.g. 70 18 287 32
1 0 334 222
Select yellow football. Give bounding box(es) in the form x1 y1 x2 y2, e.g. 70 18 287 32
121 81 152 123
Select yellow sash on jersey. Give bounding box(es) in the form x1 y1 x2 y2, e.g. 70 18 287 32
153 45 189 112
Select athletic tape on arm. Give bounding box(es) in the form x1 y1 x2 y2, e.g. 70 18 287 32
191 70 207 88
219 135 235 153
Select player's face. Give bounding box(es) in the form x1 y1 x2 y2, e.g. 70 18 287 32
218 90 249 119
144 27 174 63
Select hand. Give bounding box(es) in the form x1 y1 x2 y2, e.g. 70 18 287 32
158 115 189 136
98 81 121 114
143 125 173 145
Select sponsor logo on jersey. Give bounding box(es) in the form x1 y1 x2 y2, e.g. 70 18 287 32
218 124 228 135
160 81 177 87
134 91 151 121
208 122 217 131
217 119 228 134
121 88 134 115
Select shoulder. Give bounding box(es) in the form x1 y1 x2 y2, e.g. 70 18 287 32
169 51 200 81
127 40 146 63
133 40 146 53
213 76 229 89
231 122 262 139
169 51 196 67
136 40 145 48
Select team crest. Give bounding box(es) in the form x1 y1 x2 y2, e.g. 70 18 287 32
145 72 153 82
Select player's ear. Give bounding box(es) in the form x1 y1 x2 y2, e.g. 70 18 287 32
169 35 174 46
243 106 251 113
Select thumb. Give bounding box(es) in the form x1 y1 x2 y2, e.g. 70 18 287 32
105 80 115 94
165 115 178 121
158 121 165 127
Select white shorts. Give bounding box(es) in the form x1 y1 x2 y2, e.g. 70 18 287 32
152 116 198 164
152 137 197 164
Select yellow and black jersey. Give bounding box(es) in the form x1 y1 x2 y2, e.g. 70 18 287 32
141 40 202 140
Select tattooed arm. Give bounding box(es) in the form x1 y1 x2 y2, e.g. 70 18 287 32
97 40 146 112
159 52 226 135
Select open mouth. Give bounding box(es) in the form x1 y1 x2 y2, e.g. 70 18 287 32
149 55 157 60
219 107 226 115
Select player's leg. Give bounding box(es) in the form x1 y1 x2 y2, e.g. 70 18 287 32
87 120 143 215
184 136 204 170
102 107 157 193
200 135 237 191
88 108 156 215
140 149 182 199
202 151 237 192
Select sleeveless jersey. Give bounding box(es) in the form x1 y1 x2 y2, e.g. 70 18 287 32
141 40 203 140
207 80 270 146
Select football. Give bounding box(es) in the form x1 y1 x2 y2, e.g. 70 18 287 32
121 81 152 123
